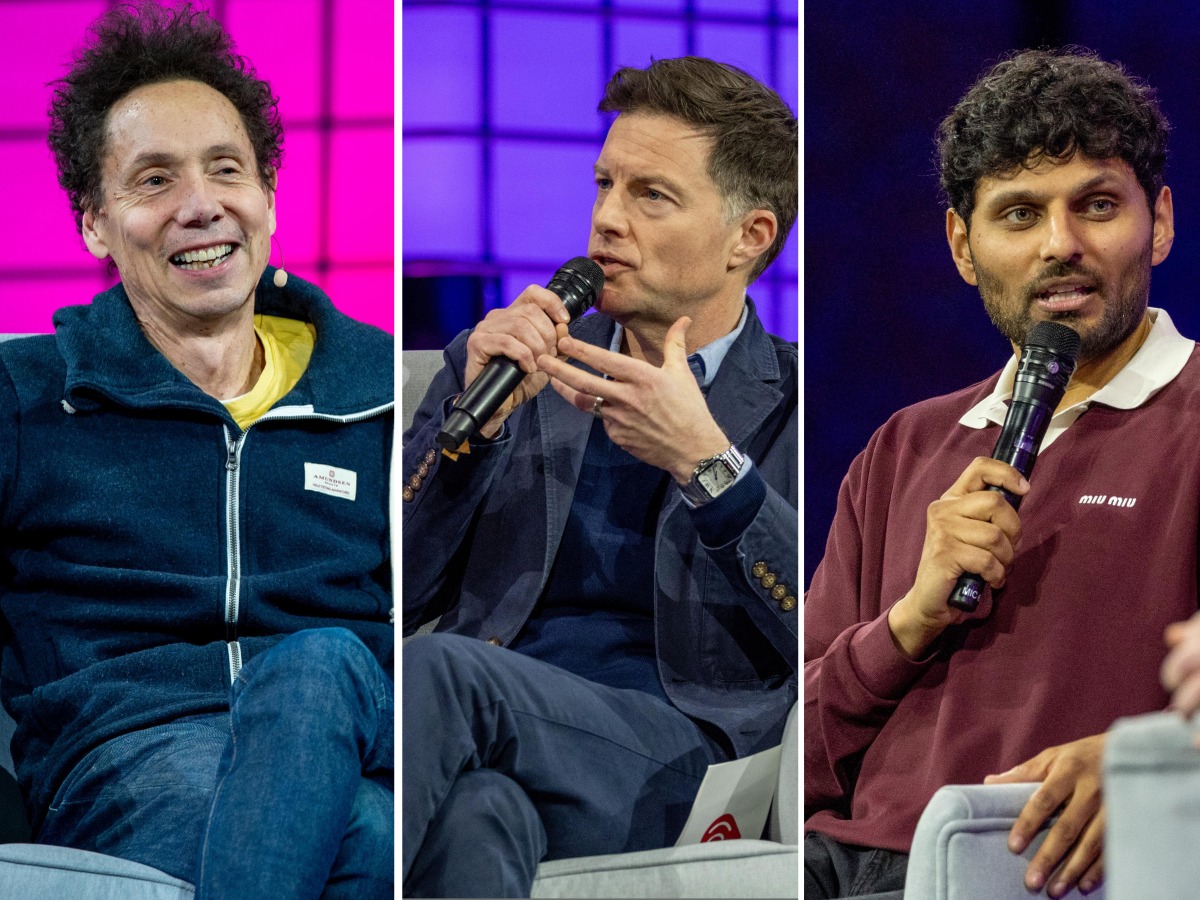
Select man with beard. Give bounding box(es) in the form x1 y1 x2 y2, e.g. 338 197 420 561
805 48 1200 899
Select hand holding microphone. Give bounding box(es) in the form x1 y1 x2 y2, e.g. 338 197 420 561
946 320 1080 611
887 321 1079 659
438 257 604 451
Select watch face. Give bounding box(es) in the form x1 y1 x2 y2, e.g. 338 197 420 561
698 460 736 495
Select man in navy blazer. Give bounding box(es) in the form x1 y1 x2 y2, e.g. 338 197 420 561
401 56 797 898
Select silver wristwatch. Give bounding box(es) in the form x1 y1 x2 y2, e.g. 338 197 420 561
679 444 745 505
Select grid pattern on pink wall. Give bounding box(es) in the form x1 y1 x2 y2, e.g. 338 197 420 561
0 0 394 334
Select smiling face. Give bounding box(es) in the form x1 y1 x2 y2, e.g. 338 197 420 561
948 153 1174 362
82 79 276 334
587 113 772 342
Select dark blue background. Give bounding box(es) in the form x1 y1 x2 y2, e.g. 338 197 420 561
805 1 1200 587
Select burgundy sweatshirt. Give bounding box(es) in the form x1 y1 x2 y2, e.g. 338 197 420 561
805 336 1200 852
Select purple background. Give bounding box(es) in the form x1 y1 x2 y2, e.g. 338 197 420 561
0 0 394 334
401 0 799 347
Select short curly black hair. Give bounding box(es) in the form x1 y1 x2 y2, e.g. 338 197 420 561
936 47 1169 226
600 57 798 283
48 1 283 233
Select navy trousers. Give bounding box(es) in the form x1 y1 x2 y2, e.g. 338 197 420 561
402 632 728 898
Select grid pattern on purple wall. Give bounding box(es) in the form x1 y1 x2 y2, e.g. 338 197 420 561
0 0 394 334
402 0 798 343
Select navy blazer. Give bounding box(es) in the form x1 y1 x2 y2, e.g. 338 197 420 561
401 302 797 756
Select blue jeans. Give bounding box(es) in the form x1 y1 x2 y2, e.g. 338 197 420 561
38 628 393 899
804 832 908 899
402 633 728 898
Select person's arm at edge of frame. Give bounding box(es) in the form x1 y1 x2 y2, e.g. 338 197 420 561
0 355 19 676
400 283 573 635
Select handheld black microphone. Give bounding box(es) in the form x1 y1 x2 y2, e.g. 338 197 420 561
437 256 605 452
946 320 1080 612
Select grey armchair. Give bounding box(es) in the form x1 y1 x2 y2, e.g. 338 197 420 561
906 781 1099 899
530 702 797 898
903 708 1200 898
1104 710 1200 900
402 347 799 898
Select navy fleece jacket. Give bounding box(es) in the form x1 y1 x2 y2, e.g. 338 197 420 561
0 268 393 831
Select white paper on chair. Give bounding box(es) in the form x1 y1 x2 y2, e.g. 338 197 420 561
674 743 781 846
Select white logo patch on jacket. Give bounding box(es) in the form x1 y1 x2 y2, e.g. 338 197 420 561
305 463 357 501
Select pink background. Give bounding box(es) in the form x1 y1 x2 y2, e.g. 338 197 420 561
0 0 394 334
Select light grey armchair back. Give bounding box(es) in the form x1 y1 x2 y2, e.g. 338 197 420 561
402 349 443 432
1104 710 1200 900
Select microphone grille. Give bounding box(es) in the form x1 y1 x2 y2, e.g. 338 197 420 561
1025 320 1081 361
547 257 606 320
562 256 605 297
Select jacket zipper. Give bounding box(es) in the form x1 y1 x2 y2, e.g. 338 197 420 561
220 399 394 684
224 425 247 682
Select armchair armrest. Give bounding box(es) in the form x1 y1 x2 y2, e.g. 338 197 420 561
529 702 797 897
769 701 797 844
907 783 1099 899
1104 711 1200 900
402 349 445 432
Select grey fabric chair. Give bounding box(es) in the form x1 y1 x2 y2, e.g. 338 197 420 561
0 844 194 899
530 701 797 898
402 346 799 897
1104 710 1200 900
906 782 1100 899
906 709 1200 898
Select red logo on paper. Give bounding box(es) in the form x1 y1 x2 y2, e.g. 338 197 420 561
701 813 741 842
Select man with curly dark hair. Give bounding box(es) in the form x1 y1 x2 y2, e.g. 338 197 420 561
0 3 393 898
805 48 1200 898
48 1 283 235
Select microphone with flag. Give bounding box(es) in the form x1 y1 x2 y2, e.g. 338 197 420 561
946 320 1081 612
